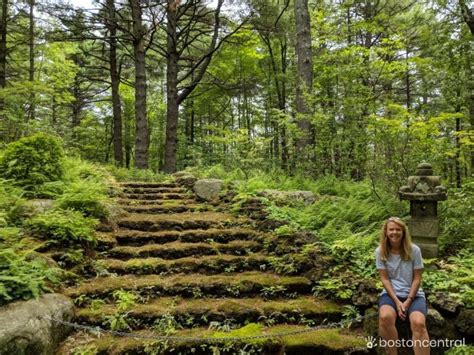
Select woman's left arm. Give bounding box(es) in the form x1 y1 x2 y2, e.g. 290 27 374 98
403 269 422 309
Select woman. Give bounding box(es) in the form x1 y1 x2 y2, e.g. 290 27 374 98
375 217 430 355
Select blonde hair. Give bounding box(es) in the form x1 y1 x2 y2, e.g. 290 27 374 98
378 217 413 261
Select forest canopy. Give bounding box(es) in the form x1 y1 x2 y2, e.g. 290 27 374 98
0 0 472 188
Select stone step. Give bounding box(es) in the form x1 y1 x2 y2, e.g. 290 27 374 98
100 254 269 275
123 193 194 200
64 272 312 301
76 296 344 329
122 204 210 214
116 198 197 206
104 240 263 259
120 182 179 188
57 326 367 355
113 228 261 246
116 212 246 232
123 187 188 194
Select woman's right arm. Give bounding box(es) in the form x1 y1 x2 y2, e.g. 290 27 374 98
379 269 407 320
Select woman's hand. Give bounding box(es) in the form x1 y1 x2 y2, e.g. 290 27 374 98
396 299 407 320
401 298 412 318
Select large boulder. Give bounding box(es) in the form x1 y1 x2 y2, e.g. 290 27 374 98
455 308 474 338
427 308 446 338
0 293 74 355
352 282 379 308
194 179 223 201
430 292 462 318
172 171 197 189
259 189 317 206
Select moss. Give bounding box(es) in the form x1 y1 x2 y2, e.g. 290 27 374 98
64 272 311 299
124 192 194 200
102 254 268 275
123 204 209 214
114 227 261 245
64 325 366 353
273 326 366 350
213 323 267 345
123 186 187 194
107 240 261 259
77 296 343 330
119 211 241 223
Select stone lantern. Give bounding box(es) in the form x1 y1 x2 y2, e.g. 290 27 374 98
399 163 447 258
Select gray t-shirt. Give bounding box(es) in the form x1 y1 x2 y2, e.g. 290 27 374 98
375 244 425 298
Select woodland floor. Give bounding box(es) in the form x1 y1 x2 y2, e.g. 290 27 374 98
56 181 370 354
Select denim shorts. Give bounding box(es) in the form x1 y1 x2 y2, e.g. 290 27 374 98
379 294 427 316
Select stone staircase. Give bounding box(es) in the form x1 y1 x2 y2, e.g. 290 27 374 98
57 181 368 354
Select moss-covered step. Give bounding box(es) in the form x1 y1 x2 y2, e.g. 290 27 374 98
113 228 262 246
63 272 312 301
120 182 178 188
123 187 188 194
116 198 197 206
116 212 247 232
76 296 344 329
99 254 269 275
104 240 263 259
123 192 194 200
122 204 211 214
57 325 368 355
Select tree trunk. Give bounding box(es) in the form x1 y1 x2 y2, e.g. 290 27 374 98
71 74 82 127
106 0 123 166
28 0 35 122
130 0 149 169
294 0 314 153
460 0 474 35
0 0 7 121
469 50 474 175
163 0 179 174
459 0 474 177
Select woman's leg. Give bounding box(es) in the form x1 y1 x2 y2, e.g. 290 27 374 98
409 311 430 355
379 305 398 355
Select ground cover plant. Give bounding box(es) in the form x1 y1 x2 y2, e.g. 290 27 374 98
0 134 118 305
195 165 474 308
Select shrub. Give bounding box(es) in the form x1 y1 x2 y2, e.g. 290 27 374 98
56 180 110 219
26 209 98 247
0 133 64 193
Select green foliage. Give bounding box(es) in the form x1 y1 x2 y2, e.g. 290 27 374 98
104 290 139 332
153 313 182 336
0 179 28 226
107 165 167 182
26 209 98 247
445 345 474 355
260 285 287 299
113 289 138 312
313 278 353 300
56 180 110 219
0 247 62 305
438 181 474 255
0 133 64 194
423 249 474 308
71 345 98 355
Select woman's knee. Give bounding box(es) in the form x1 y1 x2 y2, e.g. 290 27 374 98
379 307 396 327
410 312 427 334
